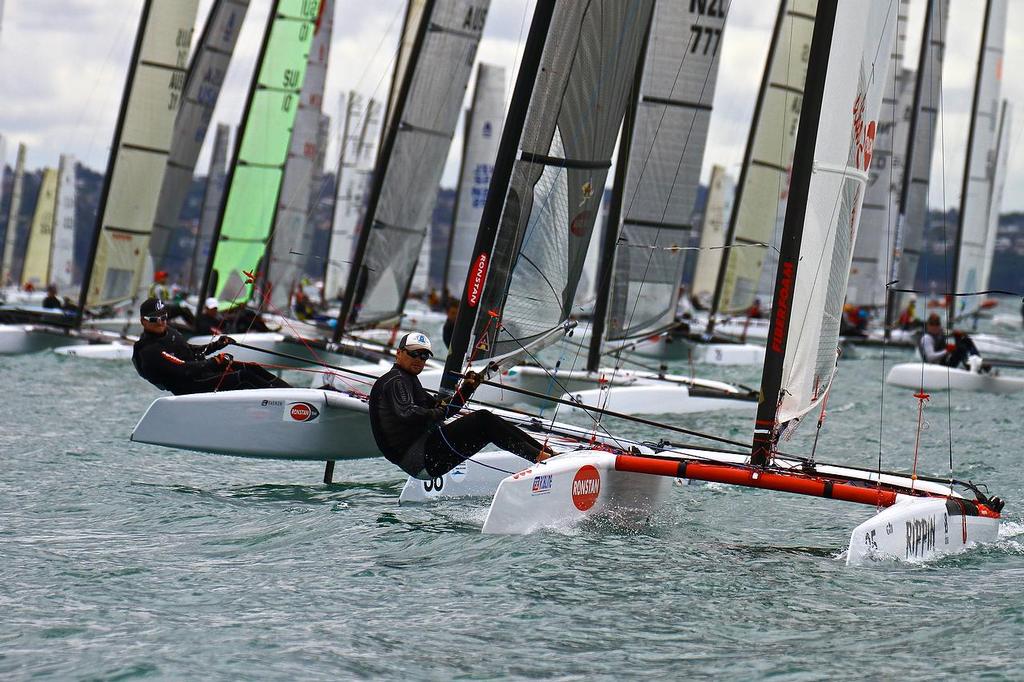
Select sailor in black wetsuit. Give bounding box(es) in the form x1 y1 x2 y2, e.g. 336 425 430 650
919 312 983 372
368 332 552 479
132 297 291 395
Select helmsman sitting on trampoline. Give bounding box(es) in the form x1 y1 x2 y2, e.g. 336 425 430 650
368 332 552 480
919 312 984 373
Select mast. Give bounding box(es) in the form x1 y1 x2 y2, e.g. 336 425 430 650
705 0 789 336
883 0 934 336
334 0 433 339
439 0 556 395
949 0 996 326
751 0 837 466
441 105 473 296
586 24 649 373
1 142 26 286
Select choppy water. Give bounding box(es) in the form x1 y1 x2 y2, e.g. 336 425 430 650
3 327 1024 680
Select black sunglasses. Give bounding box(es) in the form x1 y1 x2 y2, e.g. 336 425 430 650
143 314 168 323
404 349 432 360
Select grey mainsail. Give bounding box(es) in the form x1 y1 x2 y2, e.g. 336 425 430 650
604 0 728 343
441 0 655 393
188 123 231 291
442 65 506 297
338 0 490 332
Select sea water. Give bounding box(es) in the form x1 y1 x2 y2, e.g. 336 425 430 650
2 325 1023 679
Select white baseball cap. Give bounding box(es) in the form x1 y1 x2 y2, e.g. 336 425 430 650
398 332 433 356
204 297 219 310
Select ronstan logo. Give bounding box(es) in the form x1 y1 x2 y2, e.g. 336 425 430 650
467 253 489 307
571 465 601 511
288 402 320 422
771 261 795 353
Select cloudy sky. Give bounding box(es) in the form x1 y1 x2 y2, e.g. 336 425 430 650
0 0 1022 210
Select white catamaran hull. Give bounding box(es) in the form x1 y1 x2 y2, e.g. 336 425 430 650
886 362 1024 393
131 388 380 460
0 324 89 354
847 497 1000 565
562 383 756 416
55 341 135 360
481 450 673 535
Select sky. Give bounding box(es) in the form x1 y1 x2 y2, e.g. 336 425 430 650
0 0 1022 211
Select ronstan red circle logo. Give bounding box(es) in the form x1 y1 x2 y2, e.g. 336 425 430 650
571 465 601 511
289 402 319 422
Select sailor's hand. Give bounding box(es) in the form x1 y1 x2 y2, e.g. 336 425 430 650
462 371 481 390
945 343 957 353
213 352 233 366
214 335 236 350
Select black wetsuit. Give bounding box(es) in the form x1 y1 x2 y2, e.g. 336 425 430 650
132 327 290 395
195 313 224 336
918 330 979 368
42 294 62 309
368 365 546 479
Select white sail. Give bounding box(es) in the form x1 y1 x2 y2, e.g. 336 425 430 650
444 63 505 298
0 135 6 274
325 94 381 301
890 0 949 316
50 155 78 296
21 168 58 288
717 1 817 315
1 142 26 285
83 0 200 308
462 0 654 364
980 100 1011 293
774 0 896 426
606 0 728 341
384 0 428 135
189 123 231 291
690 164 735 303
953 0 1008 314
149 0 250 276
267 0 333 312
845 0 910 309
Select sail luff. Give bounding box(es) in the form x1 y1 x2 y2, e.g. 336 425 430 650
50 154 77 295
752 0 895 463
442 63 506 299
20 168 59 288
82 0 200 310
335 0 437 338
980 100 1011 293
705 1 812 334
586 21 651 373
336 0 490 336
199 0 323 310
1 142 26 285
266 0 334 312
605 0 728 343
188 123 231 291
884 0 949 334
440 0 556 396
950 0 1006 323
78 0 201 322
845 0 909 310
149 0 250 276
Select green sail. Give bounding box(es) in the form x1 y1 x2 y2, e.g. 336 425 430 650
205 0 322 306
